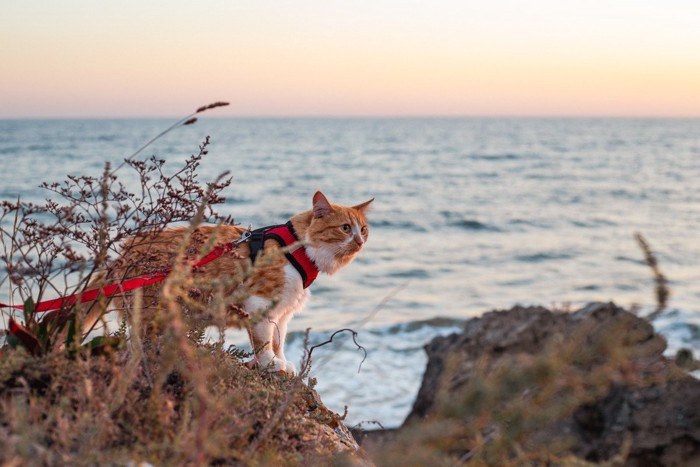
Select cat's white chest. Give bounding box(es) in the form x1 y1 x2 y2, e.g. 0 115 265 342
268 263 310 320
282 263 310 311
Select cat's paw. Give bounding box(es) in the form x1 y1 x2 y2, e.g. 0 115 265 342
269 357 296 376
283 360 297 375
254 351 293 374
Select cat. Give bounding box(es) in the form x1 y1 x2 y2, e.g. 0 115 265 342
82 191 373 374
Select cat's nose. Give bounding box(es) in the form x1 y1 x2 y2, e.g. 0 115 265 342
354 235 364 247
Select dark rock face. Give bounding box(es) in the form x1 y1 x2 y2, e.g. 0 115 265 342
405 303 700 465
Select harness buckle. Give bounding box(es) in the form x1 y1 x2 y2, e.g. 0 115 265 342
234 230 252 245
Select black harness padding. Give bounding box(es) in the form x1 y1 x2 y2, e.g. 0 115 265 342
247 222 300 264
248 225 275 265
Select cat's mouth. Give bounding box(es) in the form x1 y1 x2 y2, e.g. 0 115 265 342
343 237 365 254
341 244 362 256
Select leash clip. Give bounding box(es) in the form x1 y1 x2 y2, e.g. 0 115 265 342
234 230 252 245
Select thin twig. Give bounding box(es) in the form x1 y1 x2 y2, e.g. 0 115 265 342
128 102 229 160
302 328 367 375
634 232 670 320
354 280 410 330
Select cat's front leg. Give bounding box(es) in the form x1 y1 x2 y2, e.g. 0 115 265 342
272 314 296 375
244 296 292 373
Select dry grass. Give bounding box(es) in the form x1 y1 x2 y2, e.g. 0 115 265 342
0 330 353 465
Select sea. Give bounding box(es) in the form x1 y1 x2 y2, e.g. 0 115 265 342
1 117 699 428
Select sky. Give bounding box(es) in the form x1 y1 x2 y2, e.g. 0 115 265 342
1 1 700 118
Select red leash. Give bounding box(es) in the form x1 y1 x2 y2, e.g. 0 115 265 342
0 240 237 313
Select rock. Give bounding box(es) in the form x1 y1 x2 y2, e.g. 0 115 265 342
398 303 700 465
303 387 366 455
676 348 700 372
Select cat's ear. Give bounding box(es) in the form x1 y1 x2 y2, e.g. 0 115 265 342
313 191 333 218
352 198 374 213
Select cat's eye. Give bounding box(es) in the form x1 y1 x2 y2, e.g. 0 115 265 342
341 224 351 233
361 226 368 236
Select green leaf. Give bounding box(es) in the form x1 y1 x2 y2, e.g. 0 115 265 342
64 314 78 356
84 336 124 355
22 297 35 327
37 321 49 351
6 333 20 349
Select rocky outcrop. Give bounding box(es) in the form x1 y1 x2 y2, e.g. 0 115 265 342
0 343 368 465
372 303 700 465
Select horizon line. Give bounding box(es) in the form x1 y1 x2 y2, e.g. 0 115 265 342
2 113 700 121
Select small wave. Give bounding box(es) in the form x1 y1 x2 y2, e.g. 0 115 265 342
652 308 700 359
388 269 430 279
609 188 648 200
285 316 464 345
508 218 551 229
27 144 52 151
497 278 535 287
615 255 645 265
570 218 617 228
659 321 700 340
474 171 499 178
0 146 21 155
378 317 466 335
515 251 576 263
370 219 428 232
468 153 521 161
449 219 501 232
0 190 21 199
363 148 406 156
97 134 117 142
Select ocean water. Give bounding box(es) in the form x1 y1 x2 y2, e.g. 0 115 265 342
1 117 699 428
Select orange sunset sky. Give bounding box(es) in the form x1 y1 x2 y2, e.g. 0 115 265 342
2 0 699 118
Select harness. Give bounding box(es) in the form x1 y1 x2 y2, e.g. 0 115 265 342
247 221 319 289
0 221 320 314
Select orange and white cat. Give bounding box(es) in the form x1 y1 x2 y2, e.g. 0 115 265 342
83 191 372 374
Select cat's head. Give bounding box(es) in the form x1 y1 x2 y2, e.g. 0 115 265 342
303 191 373 275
